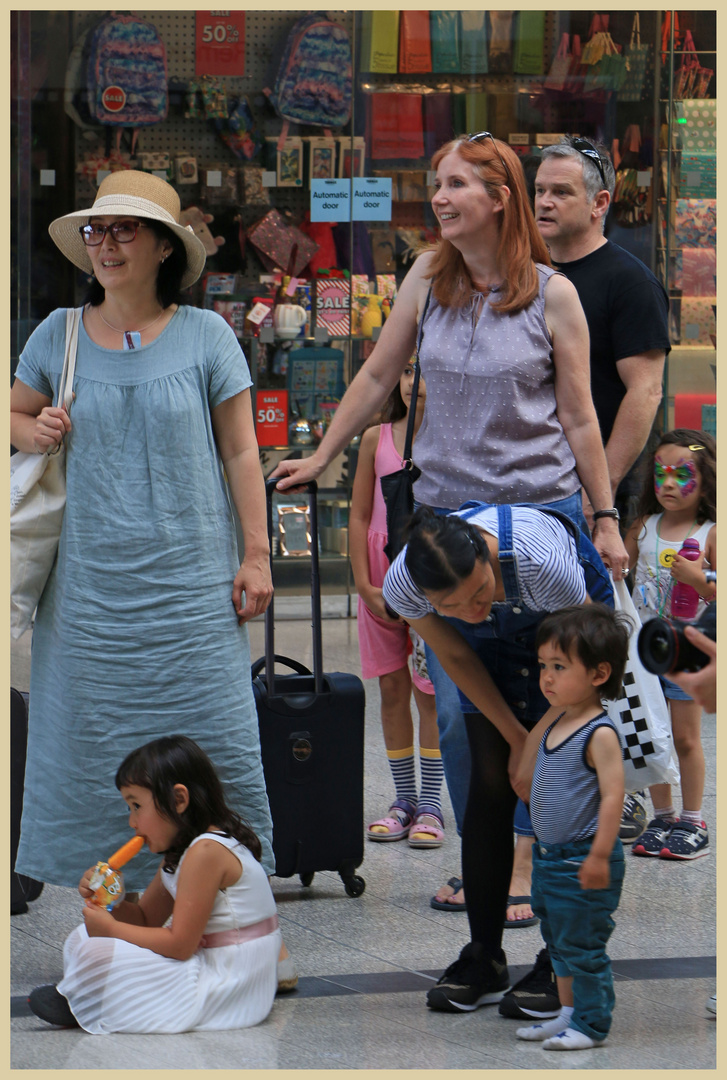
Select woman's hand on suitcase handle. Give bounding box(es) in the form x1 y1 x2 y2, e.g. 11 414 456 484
268 453 325 494
232 553 273 624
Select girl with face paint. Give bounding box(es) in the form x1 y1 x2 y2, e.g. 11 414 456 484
623 429 716 861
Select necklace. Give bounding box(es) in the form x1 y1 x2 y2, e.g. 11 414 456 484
654 513 699 615
97 306 166 334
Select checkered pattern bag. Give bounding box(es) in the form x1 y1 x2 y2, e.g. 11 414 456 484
604 578 680 793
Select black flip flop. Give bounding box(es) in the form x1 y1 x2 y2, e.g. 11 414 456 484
504 894 538 928
429 876 467 912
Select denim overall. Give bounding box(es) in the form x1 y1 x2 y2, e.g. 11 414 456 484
424 501 613 833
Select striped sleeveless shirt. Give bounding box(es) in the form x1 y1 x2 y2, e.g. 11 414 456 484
530 712 619 844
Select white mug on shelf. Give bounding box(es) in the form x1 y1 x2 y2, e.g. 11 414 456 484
273 303 306 337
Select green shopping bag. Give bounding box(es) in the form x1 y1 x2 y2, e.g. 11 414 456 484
620 13 652 102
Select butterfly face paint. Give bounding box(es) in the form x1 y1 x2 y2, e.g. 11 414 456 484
654 458 698 497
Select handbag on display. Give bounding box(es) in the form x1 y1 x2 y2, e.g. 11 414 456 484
11 307 81 639
583 23 627 96
620 13 652 102
246 209 319 276
380 287 431 562
545 32 573 91
603 578 680 794
673 30 713 100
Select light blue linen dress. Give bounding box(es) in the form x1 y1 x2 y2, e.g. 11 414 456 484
14 306 274 887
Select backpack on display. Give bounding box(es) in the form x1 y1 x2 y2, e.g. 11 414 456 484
266 13 352 147
86 13 168 128
64 20 100 130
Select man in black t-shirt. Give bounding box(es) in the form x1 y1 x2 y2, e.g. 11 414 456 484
535 137 670 528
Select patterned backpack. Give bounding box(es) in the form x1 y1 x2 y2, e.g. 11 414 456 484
86 13 168 129
267 13 352 144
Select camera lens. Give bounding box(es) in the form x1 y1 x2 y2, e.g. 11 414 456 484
638 618 677 675
638 607 716 676
649 627 672 665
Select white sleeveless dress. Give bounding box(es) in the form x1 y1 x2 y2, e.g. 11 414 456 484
57 833 281 1033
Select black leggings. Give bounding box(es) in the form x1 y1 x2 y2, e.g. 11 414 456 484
461 713 519 958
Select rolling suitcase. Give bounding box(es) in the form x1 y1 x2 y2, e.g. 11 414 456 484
252 479 365 897
11 688 44 914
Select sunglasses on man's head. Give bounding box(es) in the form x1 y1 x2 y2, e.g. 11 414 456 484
570 138 607 189
466 131 509 180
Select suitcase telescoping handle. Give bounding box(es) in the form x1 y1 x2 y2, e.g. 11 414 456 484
264 477 323 696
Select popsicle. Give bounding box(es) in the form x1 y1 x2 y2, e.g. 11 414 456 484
89 835 145 910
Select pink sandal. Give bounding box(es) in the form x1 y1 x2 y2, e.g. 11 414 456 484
367 800 416 842
407 806 445 849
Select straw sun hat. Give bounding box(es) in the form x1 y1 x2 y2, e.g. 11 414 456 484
48 171 207 290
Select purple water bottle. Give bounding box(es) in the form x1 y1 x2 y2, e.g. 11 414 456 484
670 538 701 621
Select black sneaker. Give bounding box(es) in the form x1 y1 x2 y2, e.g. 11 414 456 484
498 947 560 1019
426 943 510 1012
619 791 647 843
28 985 79 1028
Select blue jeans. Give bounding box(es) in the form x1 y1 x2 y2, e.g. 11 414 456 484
532 838 625 1041
423 490 589 836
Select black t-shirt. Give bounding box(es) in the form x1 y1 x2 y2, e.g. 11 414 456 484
553 241 670 445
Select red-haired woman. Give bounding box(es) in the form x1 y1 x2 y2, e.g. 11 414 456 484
272 134 628 1009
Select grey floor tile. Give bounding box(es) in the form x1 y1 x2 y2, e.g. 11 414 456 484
11 613 717 1070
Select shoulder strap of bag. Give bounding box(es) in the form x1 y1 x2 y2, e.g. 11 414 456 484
58 307 82 412
402 285 432 463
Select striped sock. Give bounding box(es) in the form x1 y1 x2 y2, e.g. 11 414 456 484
387 747 417 809
680 808 704 827
418 746 444 818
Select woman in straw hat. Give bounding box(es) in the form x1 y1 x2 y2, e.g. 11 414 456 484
10 172 277 901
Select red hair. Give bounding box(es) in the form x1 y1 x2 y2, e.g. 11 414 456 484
426 137 551 314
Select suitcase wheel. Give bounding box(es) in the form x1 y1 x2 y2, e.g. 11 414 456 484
299 872 314 887
342 874 366 898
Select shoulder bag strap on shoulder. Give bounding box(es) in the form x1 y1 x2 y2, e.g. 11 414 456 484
402 285 432 463
59 307 82 412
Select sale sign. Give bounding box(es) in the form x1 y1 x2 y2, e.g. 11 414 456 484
255 389 288 447
195 12 245 76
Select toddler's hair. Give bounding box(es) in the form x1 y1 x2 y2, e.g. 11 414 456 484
535 604 630 700
636 428 716 524
404 505 491 594
115 735 262 872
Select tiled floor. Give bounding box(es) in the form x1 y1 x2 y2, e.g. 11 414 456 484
11 602 717 1069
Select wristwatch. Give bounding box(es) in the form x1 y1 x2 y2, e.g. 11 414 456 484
592 508 620 522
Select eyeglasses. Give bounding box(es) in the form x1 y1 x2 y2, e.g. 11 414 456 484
78 221 149 246
467 131 509 181
570 138 607 189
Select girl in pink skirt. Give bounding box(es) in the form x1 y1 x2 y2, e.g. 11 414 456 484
349 364 444 848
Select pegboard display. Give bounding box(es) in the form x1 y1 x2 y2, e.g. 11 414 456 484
71 10 354 217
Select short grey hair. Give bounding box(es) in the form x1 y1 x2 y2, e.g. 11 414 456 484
540 136 616 202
